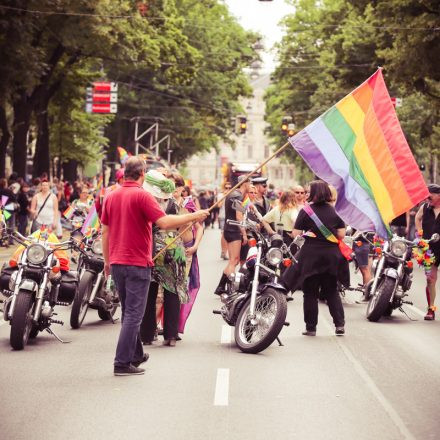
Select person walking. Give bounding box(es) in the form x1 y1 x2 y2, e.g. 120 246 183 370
29 179 59 233
101 157 208 376
415 183 440 320
214 176 250 295
282 180 346 336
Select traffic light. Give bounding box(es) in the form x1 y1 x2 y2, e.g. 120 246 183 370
281 116 292 135
287 123 296 137
237 115 247 134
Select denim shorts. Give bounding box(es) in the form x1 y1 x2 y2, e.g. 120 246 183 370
354 242 370 267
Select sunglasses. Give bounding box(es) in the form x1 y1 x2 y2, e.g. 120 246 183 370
295 191 305 194
225 187 231 190
261 184 267 188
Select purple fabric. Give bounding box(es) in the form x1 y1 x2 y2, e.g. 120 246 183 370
178 239 201 333
289 128 388 237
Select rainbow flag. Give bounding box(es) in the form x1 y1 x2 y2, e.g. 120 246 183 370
242 196 252 210
289 69 428 238
81 204 100 235
63 205 74 220
117 146 130 165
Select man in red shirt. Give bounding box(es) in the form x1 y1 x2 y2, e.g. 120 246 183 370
102 157 208 376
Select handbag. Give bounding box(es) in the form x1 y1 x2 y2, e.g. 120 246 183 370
30 193 52 233
302 203 352 261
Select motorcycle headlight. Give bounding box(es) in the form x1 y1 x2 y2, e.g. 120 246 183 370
27 244 47 265
391 239 407 257
266 247 282 266
92 239 103 255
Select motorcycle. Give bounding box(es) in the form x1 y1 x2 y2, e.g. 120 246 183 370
69 230 119 329
213 202 290 354
365 232 439 322
0 229 78 350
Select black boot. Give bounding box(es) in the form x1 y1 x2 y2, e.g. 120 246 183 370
214 273 229 295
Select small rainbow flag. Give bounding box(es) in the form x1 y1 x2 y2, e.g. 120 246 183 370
289 69 428 238
81 204 100 235
63 205 74 220
95 175 103 192
117 146 130 165
242 196 251 209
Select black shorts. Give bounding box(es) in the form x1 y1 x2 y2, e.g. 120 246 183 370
224 229 242 243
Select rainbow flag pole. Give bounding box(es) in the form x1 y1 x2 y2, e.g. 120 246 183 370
289 69 428 238
81 204 100 236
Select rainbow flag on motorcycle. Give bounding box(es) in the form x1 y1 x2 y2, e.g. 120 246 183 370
63 205 74 220
81 204 100 236
289 69 428 238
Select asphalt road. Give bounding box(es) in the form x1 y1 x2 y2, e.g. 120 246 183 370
0 228 438 440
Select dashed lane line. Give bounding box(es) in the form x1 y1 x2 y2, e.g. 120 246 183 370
321 315 416 440
220 324 232 344
214 368 230 406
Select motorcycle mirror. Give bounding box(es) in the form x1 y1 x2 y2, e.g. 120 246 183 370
345 226 353 236
431 233 440 243
232 199 245 213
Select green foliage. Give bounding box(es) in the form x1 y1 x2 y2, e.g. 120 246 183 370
0 0 257 175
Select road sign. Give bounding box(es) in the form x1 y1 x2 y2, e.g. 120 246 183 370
93 82 118 92
86 82 118 113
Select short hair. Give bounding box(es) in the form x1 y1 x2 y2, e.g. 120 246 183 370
170 172 185 188
124 157 145 181
308 180 332 204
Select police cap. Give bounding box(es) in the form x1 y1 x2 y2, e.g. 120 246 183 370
251 177 268 185
428 183 440 194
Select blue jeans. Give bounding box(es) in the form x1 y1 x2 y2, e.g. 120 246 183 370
111 265 151 367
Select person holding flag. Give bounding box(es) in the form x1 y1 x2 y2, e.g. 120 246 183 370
214 175 250 296
415 183 440 321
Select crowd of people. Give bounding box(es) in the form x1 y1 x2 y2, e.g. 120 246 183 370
0 172 101 243
0 163 439 376
213 175 440 333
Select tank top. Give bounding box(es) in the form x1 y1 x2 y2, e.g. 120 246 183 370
35 192 55 225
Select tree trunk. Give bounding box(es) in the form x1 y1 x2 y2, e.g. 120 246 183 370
12 93 33 178
62 159 78 182
0 105 11 178
33 96 51 178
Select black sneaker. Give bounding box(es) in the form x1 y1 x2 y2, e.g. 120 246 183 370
114 364 145 376
132 353 149 368
335 327 345 335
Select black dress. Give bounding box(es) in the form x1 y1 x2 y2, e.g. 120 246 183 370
282 202 348 291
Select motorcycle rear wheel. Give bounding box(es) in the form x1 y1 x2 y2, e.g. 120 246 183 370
10 291 34 350
366 277 395 322
70 271 94 329
234 288 287 354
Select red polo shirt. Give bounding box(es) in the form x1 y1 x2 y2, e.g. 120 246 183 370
101 181 165 267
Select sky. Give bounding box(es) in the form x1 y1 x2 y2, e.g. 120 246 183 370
223 0 294 72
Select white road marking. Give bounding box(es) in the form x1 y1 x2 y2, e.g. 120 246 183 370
214 368 229 406
321 316 415 440
220 324 232 344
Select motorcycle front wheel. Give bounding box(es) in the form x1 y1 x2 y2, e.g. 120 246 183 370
70 271 94 329
366 276 395 322
234 288 287 354
97 304 118 321
10 291 34 350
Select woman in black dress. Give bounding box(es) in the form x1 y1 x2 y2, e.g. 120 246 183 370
283 180 346 336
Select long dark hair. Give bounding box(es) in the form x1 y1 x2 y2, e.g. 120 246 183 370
308 180 332 205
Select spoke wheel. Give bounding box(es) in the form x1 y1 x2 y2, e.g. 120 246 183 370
235 288 287 354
